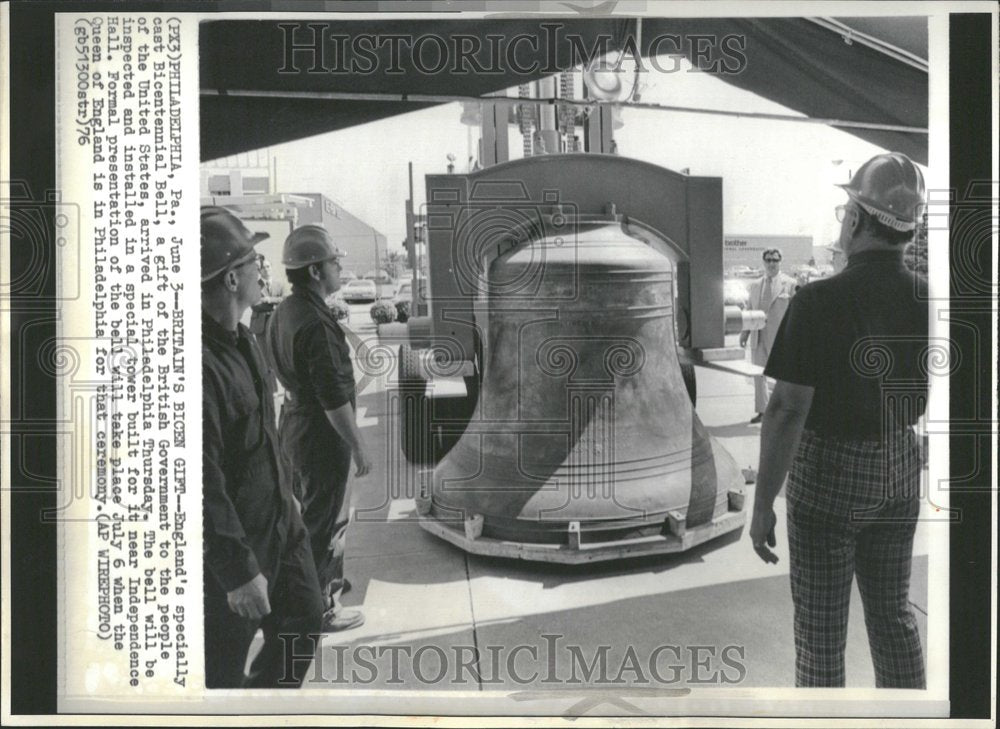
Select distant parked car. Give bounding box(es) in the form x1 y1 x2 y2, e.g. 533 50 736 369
728 265 761 279
363 270 396 298
392 279 428 322
341 278 377 303
393 281 413 305
394 278 427 303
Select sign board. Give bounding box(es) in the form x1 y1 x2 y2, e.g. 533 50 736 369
723 234 813 273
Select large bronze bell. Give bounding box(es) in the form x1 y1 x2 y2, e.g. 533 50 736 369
418 216 746 562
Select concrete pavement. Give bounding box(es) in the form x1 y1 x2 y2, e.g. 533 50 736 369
236 307 934 710
278 311 932 696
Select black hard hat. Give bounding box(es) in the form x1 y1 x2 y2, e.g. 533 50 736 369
201 206 269 281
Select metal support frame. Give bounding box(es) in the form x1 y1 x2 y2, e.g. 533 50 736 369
417 506 746 565
583 105 615 154
420 154 727 365
479 101 509 168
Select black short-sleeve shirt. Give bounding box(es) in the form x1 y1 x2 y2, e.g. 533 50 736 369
764 249 929 438
266 287 356 412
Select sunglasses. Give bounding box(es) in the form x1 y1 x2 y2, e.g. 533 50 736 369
763 257 781 263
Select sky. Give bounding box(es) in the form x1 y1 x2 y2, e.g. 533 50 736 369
264 54 896 255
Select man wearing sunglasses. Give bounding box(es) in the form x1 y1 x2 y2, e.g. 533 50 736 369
741 248 797 423
749 152 928 688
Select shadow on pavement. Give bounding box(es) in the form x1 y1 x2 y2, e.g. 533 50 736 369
310 555 929 693
705 422 761 439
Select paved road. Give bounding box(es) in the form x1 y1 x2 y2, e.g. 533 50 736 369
256 311 936 711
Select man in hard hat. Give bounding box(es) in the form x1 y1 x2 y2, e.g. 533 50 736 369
740 248 797 423
267 224 372 633
201 207 323 687
750 153 928 688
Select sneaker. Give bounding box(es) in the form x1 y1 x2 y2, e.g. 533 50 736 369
321 607 364 633
749 413 763 424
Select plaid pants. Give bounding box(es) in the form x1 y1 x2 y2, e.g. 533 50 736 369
787 428 925 688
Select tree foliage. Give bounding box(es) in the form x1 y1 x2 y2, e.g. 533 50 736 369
382 249 409 279
370 300 397 324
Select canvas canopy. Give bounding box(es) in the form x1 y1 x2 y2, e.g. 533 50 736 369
200 16 927 163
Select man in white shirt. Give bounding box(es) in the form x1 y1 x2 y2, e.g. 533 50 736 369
740 248 797 423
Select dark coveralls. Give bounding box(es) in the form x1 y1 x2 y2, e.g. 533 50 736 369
202 313 324 688
266 287 357 607
764 249 928 688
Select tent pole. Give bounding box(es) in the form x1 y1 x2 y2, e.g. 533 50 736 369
201 87 927 136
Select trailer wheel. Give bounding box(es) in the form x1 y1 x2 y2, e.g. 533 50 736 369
398 344 433 464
